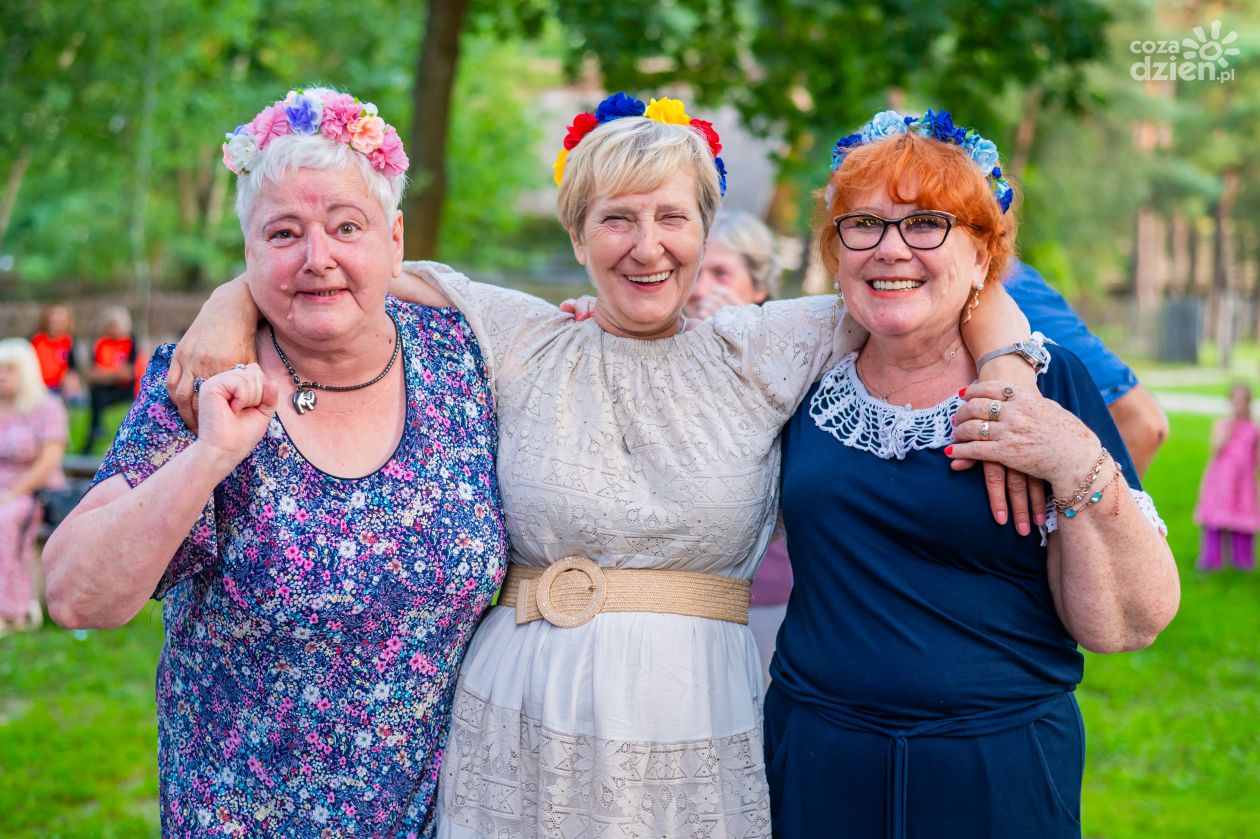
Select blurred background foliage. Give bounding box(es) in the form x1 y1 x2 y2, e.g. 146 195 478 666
2 0 1259 357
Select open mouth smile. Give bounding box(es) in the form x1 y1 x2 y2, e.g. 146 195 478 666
625 270 672 286
868 279 923 291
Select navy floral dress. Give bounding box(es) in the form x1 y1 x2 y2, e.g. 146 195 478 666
94 299 509 838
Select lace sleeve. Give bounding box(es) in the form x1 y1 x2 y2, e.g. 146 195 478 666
401 260 570 395
706 295 867 420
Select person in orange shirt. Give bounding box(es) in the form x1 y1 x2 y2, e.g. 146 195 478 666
29 303 82 399
82 306 137 454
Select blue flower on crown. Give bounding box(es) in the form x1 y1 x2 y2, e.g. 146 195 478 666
829 109 1014 214
283 92 323 136
715 156 728 195
596 92 647 123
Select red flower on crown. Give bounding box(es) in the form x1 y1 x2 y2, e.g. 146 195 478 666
563 113 599 150
689 119 722 157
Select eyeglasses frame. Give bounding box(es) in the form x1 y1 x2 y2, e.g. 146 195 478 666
832 210 980 252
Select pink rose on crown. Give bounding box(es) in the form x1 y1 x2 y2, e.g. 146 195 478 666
249 104 290 150
369 125 409 177
320 93 362 144
349 115 386 153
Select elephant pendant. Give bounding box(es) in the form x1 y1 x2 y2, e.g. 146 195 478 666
292 388 318 414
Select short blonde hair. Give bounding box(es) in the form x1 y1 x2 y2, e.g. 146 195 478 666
708 211 782 299
557 117 721 237
0 338 51 413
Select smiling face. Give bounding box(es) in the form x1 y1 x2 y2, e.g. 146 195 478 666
836 181 989 342
244 166 403 348
569 177 706 339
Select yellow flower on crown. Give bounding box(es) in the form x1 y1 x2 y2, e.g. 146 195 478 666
645 97 691 125
553 148 568 186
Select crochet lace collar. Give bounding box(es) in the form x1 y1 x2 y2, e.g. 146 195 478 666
808 352 961 460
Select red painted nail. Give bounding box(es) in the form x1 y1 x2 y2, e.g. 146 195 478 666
945 445 954 456
950 415 957 426
958 387 967 398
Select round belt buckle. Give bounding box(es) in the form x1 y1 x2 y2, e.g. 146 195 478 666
535 556 607 628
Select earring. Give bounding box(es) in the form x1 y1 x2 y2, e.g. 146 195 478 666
963 285 982 324
833 279 845 308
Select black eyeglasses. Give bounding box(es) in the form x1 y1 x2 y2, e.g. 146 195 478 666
833 211 974 251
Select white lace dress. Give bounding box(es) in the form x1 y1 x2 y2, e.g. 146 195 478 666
403 262 864 839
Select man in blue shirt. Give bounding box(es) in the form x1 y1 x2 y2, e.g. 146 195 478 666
1006 261 1168 476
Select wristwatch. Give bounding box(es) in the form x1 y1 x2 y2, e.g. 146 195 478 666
975 333 1050 375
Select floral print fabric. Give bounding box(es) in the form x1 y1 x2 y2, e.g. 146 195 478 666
94 299 509 838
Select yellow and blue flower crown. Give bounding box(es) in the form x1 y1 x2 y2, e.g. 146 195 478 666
831 110 1013 213
553 92 727 195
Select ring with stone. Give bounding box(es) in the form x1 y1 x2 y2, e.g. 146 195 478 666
234 363 247 370
987 400 1002 420
193 377 205 394
1002 385 1016 400
979 420 991 440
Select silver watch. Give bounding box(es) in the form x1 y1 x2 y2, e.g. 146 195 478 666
975 333 1050 375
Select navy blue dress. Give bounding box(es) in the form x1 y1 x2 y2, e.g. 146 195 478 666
767 345 1141 839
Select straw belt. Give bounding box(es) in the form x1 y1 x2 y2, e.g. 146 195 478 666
499 557 750 628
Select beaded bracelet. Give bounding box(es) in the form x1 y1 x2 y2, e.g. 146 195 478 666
1051 448 1110 515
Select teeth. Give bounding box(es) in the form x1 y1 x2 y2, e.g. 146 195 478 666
313 290 339 296
627 271 671 284
871 279 923 291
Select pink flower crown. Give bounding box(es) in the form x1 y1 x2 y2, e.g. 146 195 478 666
221 89 409 178
553 93 727 195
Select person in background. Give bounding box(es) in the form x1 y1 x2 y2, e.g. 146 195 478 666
81 305 136 453
0 339 68 634
1004 263 1168 476
30 303 82 401
1193 382 1258 571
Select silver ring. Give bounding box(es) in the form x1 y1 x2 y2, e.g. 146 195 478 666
1002 385 1015 400
979 420 991 440
987 400 1002 421
193 377 205 394
233 363 247 370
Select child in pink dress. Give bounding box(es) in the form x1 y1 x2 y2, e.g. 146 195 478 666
1194 383 1259 571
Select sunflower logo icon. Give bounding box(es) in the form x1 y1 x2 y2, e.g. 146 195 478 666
1182 20 1241 68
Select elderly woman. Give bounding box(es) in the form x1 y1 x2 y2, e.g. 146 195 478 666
172 94 1039 837
0 339 68 634
766 111 1180 838
42 88 509 836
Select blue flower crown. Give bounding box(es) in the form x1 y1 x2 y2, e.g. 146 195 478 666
830 110 1014 214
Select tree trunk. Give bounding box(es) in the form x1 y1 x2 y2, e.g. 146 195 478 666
1213 169 1239 368
1008 87 1041 184
131 0 165 342
404 0 471 260
0 146 31 249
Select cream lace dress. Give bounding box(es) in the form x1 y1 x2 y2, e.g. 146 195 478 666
405 262 863 839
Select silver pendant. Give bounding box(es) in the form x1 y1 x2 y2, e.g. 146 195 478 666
292 389 317 414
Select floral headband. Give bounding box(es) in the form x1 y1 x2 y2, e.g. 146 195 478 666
221 89 409 178
831 110 1013 214
553 92 727 196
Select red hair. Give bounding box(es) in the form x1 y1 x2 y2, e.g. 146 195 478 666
817 133 1018 291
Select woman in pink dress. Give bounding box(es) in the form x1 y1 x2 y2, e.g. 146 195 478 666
0 339 68 633
1194 383 1259 571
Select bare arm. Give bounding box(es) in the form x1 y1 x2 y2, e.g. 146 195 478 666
389 265 453 307
0 440 65 502
45 365 277 629
1107 385 1168 478
168 276 261 431
951 381 1179 652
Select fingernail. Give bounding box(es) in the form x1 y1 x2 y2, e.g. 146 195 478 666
950 415 957 426
944 445 954 456
958 387 967 398
996 511 1007 525
1018 522 1030 536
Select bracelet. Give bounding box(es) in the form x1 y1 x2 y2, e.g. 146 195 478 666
1051 448 1109 514
1060 460 1124 519
974 333 1050 375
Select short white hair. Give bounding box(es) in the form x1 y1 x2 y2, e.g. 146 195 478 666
233 86 407 229
0 338 51 413
708 211 782 299
557 117 721 236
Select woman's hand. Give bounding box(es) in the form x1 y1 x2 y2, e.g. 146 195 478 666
948 381 1101 493
195 364 279 467
168 276 260 432
559 295 598 321
687 284 744 320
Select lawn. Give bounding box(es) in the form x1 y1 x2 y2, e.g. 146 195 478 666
0 412 1255 837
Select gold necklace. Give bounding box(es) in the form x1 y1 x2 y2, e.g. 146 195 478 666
857 343 963 405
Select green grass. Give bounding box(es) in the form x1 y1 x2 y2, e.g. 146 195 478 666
1 412 1255 837
1078 413 1260 838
